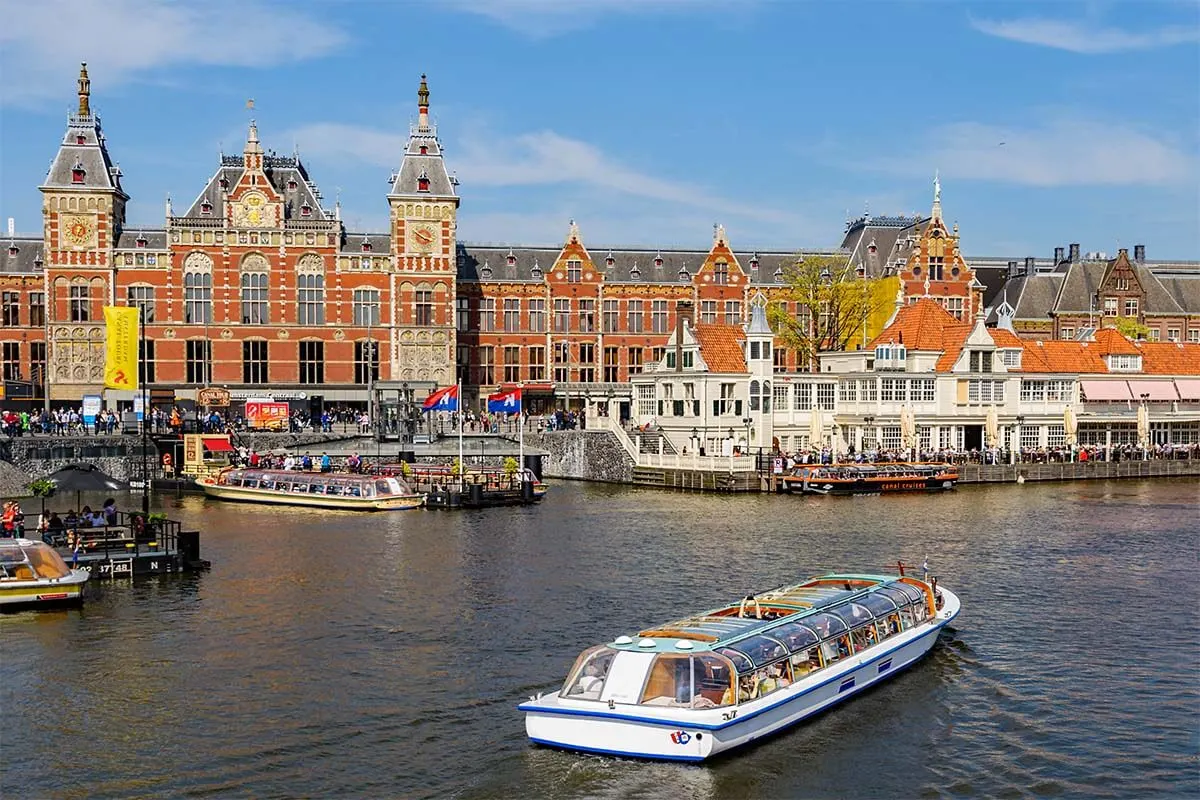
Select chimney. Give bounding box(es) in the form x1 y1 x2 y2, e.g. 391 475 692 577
1007 260 1017 277
1069 243 1080 262
1054 246 1065 263
1024 256 1035 275
1134 244 1145 263
674 300 694 373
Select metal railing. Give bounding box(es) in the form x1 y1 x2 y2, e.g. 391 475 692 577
637 452 757 472
45 510 181 562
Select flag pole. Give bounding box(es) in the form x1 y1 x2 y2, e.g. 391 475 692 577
518 400 524 480
140 304 150 516
457 382 464 485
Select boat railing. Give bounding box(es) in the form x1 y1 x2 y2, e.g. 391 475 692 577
47 510 181 563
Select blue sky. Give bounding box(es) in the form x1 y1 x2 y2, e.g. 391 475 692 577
1 0 1197 258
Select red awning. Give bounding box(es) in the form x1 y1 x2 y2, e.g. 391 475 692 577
1174 379 1200 401
202 437 236 452
522 383 555 393
1079 379 1132 402
1126 380 1178 401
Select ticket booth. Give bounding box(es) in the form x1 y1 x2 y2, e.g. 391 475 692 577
182 433 236 479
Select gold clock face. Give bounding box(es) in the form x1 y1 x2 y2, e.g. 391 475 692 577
411 223 437 253
61 214 94 247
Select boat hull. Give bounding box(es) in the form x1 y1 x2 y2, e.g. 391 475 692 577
0 569 89 609
784 475 957 495
522 587 960 761
198 481 424 511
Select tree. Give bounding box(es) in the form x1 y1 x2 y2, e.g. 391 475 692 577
766 253 892 369
1113 316 1150 340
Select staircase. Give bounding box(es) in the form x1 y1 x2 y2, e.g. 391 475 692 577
633 428 678 456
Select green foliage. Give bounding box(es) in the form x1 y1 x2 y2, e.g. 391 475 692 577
28 478 56 498
502 457 519 476
451 458 464 476
400 461 413 478
147 512 169 525
766 252 888 368
1113 316 1150 340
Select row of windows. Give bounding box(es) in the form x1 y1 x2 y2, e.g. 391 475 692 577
841 378 935 403
113 339 381 386
459 298 677 334
1020 379 1075 402
1 292 46 327
461 344 664 385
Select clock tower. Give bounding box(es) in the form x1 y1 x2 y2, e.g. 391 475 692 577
39 63 130 397
386 75 460 386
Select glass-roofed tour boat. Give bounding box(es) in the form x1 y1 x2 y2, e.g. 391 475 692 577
520 570 959 761
199 468 425 511
0 539 90 609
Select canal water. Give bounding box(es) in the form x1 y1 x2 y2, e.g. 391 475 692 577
3 479 1197 799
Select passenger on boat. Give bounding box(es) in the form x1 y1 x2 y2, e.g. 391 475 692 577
756 668 778 696
576 662 605 694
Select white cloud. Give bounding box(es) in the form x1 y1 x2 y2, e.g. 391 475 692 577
441 0 729 37
969 16 1199 54
287 121 800 225
0 0 346 106
876 118 1196 188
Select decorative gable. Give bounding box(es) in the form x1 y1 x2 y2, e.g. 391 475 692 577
549 220 602 285
696 224 745 286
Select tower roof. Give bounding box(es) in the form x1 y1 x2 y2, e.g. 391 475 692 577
388 74 458 201
40 63 128 199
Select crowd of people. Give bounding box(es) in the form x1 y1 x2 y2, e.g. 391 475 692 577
770 442 1200 468
1 497 121 544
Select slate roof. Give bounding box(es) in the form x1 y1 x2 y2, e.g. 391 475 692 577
1155 274 1200 313
114 229 168 249
992 273 1065 322
0 237 45 274
388 130 458 199
180 153 330 221
339 233 392 256
693 323 747 373
840 215 925 278
454 243 801 284
40 113 128 198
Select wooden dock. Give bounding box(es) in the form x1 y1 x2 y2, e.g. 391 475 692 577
46 512 209 579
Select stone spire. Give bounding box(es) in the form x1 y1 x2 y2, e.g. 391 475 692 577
931 170 942 222
77 62 91 116
244 119 263 170
418 74 430 130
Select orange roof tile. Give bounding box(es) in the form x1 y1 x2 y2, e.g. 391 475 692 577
693 323 747 373
989 328 1025 349
1019 340 1109 373
1092 327 1141 356
868 299 962 351
1135 341 1200 375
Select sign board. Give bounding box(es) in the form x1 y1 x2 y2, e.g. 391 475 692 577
133 392 144 422
245 400 289 431
230 389 307 401
82 395 102 426
198 387 231 407
773 457 784 475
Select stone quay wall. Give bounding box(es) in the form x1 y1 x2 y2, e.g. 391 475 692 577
521 430 635 484
959 459 1200 484
0 432 361 496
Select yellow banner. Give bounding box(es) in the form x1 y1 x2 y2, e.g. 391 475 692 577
104 305 139 391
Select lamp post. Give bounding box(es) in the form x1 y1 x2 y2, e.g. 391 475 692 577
1139 392 1150 460
1014 414 1025 465
742 415 753 455
863 415 875 453
691 426 698 455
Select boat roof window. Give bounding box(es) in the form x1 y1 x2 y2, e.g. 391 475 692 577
891 582 925 603
767 621 820 652
803 612 848 639
721 635 788 667
715 647 756 674
875 586 912 608
859 593 899 616
827 603 874 628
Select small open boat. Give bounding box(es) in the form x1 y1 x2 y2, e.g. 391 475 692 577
781 463 958 495
0 539 89 609
520 571 959 761
198 468 424 511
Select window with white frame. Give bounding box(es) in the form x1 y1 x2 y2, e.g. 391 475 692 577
967 379 1005 403
839 380 857 402
700 300 717 324
918 425 932 450
528 298 546 332
627 300 644 333
1188 329 1199 343
724 300 742 325
1061 327 1074 340
1167 328 1180 342
297 273 325 325
1107 354 1141 371
881 426 901 449
860 378 878 401
774 383 789 409
793 382 812 410
1000 349 1021 368
816 383 835 410
651 300 669 333
939 427 954 449
1124 298 1138 317
1047 424 1066 447
915 379 935 402
1020 425 1040 449
637 384 656 417
353 289 381 326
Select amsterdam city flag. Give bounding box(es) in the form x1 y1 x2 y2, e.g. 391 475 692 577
103 305 139 391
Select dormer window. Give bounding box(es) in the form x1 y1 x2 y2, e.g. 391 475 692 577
605 253 614 268
75 135 86 145
630 264 640 280
968 350 993 372
419 145 428 155
219 177 230 191
71 164 86 184
773 267 784 282
361 240 372 253
481 260 492 279
287 178 298 191
506 251 517 267
875 344 906 369
200 200 213 215
750 256 759 271
417 170 430 192
7 245 17 257
531 261 543 279
300 204 312 217
136 235 147 248
1107 354 1142 372
654 255 663 268
678 268 690 282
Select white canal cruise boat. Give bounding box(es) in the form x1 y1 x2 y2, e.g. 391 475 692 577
199 469 424 511
520 572 960 761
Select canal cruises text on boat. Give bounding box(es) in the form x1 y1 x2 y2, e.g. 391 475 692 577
199 468 424 511
0 539 90 608
520 571 959 761
781 463 958 495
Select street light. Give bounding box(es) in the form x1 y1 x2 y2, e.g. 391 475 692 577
863 415 875 451
742 415 753 454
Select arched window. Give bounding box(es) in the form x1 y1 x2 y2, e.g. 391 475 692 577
763 380 771 413
296 255 325 325
750 380 761 411
183 253 213 324
241 271 269 324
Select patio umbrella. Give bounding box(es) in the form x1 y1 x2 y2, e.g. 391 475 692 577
1137 404 1150 449
44 464 129 513
900 405 917 450
809 405 824 449
1063 405 1078 447
985 405 1000 449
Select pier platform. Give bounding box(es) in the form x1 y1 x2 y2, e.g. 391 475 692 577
46 511 209 579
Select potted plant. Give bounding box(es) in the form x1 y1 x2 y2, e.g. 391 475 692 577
28 477 55 519
502 456 519 478
451 458 464 477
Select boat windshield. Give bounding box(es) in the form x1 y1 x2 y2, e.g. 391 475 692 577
719 635 788 668
859 592 899 616
891 581 926 604
767 621 820 653
803 612 848 639
561 645 616 700
827 602 874 628
0 540 73 580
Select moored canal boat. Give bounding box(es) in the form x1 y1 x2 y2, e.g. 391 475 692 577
520 571 959 761
198 468 424 510
0 539 90 608
781 463 958 495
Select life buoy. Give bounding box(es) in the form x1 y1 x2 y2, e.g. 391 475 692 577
739 596 762 619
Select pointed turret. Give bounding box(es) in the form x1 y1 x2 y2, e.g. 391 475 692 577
388 74 457 201
931 170 942 223
243 119 263 171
